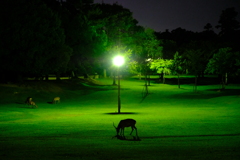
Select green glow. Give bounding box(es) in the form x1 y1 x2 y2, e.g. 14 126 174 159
113 55 124 67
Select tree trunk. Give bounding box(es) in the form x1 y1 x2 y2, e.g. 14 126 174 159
194 75 198 92
225 72 228 85
103 69 107 78
145 74 148 86
142 73 148 98
159 72 163 83
147 74 150 86
45 75 49 81
71 71 75 79
56 72 61 81
139 72 142 80
177 74 180 88
84 73 89 79
112 69 117 85
162 71 165 84
221 74 226 90
34 76 40 80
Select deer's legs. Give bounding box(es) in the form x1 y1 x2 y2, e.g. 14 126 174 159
130 127 134 135
135 127 138 136
122 128 125 137
130 126 138 136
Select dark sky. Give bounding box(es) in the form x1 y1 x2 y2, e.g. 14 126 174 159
94 0 240 33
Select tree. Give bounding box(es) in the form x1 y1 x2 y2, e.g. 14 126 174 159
205 47 237 89
170 52 184 88
216 7 240 50
216 7 240 36
150 59 173 84
183 49 205 92
87 3 139 77
0 0 72 82
204 23 213 31
130 28 163 80
56 0 100 78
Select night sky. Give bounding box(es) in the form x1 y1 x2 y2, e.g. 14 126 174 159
94 0 240 33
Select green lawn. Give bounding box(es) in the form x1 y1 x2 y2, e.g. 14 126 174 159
0 78 240 160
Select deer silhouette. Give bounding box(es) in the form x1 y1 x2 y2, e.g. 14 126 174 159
113 119 138 137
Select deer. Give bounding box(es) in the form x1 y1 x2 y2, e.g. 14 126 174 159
29 101 38 108
52 97 60 104
25 97 38 108
113 119 138 138
25 97 32 105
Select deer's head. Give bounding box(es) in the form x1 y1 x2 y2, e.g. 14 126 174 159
113 122 120 135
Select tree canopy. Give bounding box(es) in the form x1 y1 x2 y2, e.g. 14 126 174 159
0 0 72 81
0 1 239 84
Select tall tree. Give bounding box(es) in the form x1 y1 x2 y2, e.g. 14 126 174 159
216 7 240 50
52 0 105 78
205 47 238 89
170 52 184 88
150 59 173 84
216 7 240 36
130 28 163 79
0 0 72 82
87 3 139 77
183 49 205 92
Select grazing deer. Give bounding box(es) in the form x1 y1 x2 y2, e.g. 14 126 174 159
113 119 138 137
52 97 60 104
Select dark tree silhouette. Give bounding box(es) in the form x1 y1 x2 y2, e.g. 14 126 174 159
0 0 72 82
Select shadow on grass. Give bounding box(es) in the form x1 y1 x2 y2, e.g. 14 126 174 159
171 89 240 99
206 89 240 96
141 133 240 139
15 102 24 104
18 106 36 109
15 102 35 109
104 112 138 115
112 135 141 141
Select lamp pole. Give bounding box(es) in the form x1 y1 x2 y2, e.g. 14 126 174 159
113 55 124 114
117 67 121 113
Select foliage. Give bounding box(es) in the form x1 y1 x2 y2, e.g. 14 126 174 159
86 3 139 75
216 7 240 36
150 59 173 74
205 47 237 75
170 52 184 75
1 1 240 83
0 0 72 81
129 28 163 75
128 61 141 74
170 52 184 88
183 50 200 75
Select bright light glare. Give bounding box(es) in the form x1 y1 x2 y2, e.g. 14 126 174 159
113 55 124 67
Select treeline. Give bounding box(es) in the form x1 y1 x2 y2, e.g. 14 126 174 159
152 7 240 88
0 0 239 84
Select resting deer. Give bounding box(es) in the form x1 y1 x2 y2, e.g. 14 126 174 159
25 97 32 105
113 119 138 137
52 97 60 104
25 97 37 108
29 101 38 108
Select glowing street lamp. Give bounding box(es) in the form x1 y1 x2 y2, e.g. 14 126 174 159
113 55 124 67
113 55 124 113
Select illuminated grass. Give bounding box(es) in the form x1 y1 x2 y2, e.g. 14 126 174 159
0 78 240 159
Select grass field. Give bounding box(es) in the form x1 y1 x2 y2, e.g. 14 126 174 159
0 77 240 160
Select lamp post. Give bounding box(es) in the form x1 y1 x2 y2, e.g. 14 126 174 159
113 55 124 113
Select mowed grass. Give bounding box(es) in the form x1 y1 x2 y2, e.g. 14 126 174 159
0 78 240 160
